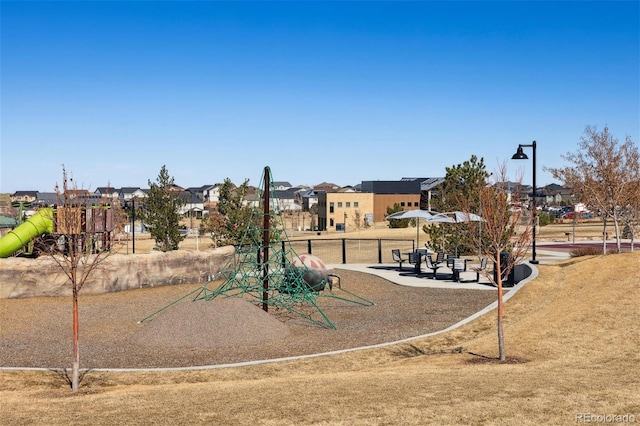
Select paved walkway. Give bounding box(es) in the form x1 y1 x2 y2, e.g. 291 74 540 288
327 263 499 290
327 245 570 291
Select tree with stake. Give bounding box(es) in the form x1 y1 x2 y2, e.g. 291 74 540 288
458 163 532 361
36 166 122 391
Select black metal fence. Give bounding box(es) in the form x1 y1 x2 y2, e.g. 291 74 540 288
283 238 416 265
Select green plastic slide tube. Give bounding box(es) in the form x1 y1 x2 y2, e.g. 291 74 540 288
0 208 54 258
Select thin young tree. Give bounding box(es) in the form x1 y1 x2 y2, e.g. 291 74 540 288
616 141 640 251
353 210 365 232
309 204 318 231
546 126 639 254
619 172 640 251
37 166 121 391
458 163 532 361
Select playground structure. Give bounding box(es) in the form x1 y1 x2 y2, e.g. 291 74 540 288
0 206 116 258
142 166 372 329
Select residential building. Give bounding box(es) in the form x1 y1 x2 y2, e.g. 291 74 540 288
540 184 573 205
313 182 341 192
201 184 221 203
178 191 205 218
317 190 374 232
119 187 147 202
10 191 38 204
95 187 121 202
34 192 59 207
273 188 299 212
272 181 292 191
361 180 423 222
298 189 320 211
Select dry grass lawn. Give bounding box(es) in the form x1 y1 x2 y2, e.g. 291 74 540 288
161 218 622 253
1 246 638 424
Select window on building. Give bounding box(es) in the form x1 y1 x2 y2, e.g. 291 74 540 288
330 202 334 213
346 202 351 208
338 202 343 208
414 202 419 207
400 202 406 207
354 201 359 208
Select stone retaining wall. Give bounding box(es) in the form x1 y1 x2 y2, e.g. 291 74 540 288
0 246 235 298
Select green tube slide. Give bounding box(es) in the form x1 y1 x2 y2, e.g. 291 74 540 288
0 208 54 258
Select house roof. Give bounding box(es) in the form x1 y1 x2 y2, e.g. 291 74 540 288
95 187 119 194
540 184 572 195
36 192 59 205
420 177 446 191
273 190 295 200
179 191 202 204
313 182 341 192
198 184 218 191
337 187 356 193
12 191 38 197
300 189 320 198
400 177 446 191
120 187 143 194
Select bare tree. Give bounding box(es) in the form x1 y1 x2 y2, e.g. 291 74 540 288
619 148 640 251
353 210 364 232
37 167 121 391
459 163 532 361
546 126 639 254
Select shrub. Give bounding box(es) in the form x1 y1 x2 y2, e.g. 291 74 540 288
538 212 554 227
621 224 634 239
570 246 603 257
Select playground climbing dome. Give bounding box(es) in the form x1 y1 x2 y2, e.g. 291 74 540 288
141 166 372 329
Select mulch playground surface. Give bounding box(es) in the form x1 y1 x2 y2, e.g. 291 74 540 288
0 269 500 369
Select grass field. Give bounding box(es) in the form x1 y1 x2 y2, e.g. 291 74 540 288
128 218 622 254
1 239 638 424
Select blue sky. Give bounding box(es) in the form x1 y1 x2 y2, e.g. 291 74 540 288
2 1 638 193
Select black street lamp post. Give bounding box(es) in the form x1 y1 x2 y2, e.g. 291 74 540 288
126 198 136 254
512 140 539 264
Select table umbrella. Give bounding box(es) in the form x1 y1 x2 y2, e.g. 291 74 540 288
431 211 485 253
385 209 448 247
444 211 485 223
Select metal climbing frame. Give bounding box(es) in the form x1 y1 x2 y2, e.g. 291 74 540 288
141 166 372 329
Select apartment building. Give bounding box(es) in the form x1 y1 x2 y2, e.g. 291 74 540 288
316 190 374 232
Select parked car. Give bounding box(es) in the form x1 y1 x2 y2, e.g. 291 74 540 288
559 211 593 220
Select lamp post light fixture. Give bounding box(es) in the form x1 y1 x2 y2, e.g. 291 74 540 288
512 140 539 264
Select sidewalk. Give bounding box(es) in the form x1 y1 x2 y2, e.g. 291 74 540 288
327 262 508 290
327 245 571 290
535 248 571 264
